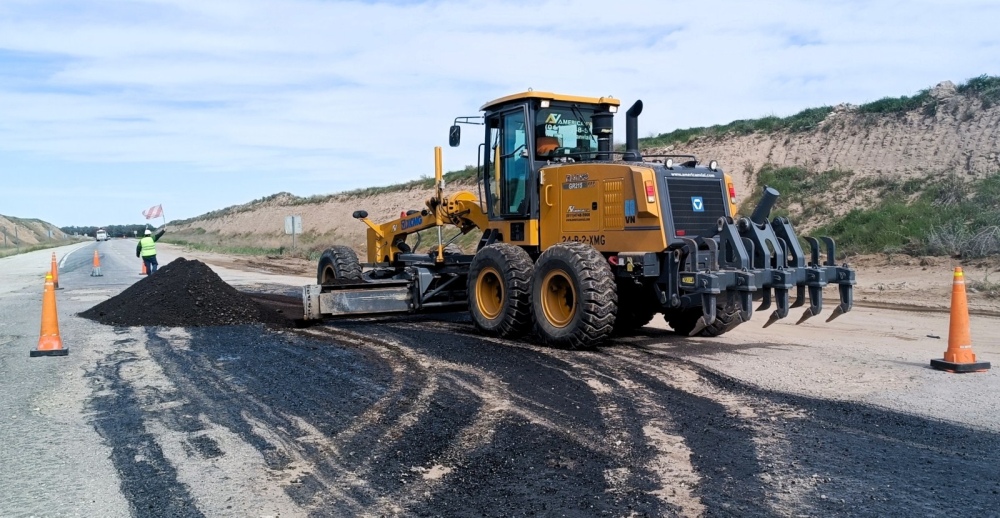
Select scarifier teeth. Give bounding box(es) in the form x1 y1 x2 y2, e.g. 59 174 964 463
796 307 818 325
826 304 847 323
688 316 709 337
763 311 782 328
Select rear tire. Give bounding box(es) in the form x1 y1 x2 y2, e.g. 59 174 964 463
317 246 363 285
613 302 656 335
467 243 533 338
531 242 616 348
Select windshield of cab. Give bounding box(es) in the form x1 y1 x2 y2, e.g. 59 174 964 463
535 105 597 159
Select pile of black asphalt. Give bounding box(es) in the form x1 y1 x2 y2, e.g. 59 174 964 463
80 257 291 327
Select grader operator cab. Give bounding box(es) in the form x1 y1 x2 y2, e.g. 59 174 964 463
303 91 856 348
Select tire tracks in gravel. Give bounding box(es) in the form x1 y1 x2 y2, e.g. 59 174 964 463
399 317 1000 517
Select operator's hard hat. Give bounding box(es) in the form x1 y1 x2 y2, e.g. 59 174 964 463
144 229 152 235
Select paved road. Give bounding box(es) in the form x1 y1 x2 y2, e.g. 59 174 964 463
2 239 999 517
0 240 131 517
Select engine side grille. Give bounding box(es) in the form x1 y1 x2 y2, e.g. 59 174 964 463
663 177 726 238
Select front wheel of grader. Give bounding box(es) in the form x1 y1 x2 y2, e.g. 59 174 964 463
467 243 534 338
317 246 363 285
531 242 617 349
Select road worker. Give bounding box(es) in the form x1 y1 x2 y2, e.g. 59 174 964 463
136 227 166 275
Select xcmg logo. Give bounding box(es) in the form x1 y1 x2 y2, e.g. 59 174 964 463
401 216 423 229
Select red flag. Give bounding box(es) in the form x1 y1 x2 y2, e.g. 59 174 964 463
142 204 163 220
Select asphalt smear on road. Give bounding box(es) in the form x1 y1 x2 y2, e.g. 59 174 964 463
87 332 206 518
79 258 291 327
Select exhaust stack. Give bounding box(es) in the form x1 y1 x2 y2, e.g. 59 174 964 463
750 186 780 225
623 100 643 161
591 111 614 161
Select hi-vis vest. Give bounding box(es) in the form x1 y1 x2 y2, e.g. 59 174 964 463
139 236 157 257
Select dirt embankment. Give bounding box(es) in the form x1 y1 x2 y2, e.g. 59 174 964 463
168 184 473 255
654 81 1000 198
0 215 72 248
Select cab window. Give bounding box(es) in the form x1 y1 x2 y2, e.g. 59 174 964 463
535 105 597 160
485 108 529 217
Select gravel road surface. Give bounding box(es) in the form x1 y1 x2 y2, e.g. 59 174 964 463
2 239 999 517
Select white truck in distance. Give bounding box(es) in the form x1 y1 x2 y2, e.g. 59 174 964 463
95 229 108 241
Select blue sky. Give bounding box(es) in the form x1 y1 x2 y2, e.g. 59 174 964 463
0 0 997 227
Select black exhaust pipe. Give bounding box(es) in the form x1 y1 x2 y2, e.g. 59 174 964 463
750 186 780 225
591 111 614 161
623 100 643 161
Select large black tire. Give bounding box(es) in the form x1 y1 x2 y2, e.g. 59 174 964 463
612 284 657 335
428 243 463 259
467 243 534 338
613 303 657 335
531 242 617 348
317 246 363 285
665 304 742 337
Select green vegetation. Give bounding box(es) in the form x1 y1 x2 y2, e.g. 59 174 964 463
163 239 294 258
162 223 481 260
813 172 1000 257
60 223 152 238
739 165 853 222
740 164 1000 258
957 74 1000 108
160 228 345 261
639 106 834 148
857 90 931 115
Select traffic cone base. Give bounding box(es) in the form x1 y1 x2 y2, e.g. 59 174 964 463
929 358 990 373
30 348 69 357
931 267 989 373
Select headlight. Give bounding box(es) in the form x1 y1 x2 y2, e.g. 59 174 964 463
709 160 718 171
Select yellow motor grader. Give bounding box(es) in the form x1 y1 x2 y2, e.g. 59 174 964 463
303 91 855 347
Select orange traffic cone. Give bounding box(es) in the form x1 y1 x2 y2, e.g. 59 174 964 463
931 267 990 373
50 252 60 289
140 260 147 276
30 273 68 357
91 249 103 277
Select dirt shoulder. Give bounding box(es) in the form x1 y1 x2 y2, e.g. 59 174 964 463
849 253 1000 314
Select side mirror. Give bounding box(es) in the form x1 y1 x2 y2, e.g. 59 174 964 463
449 125 461 147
